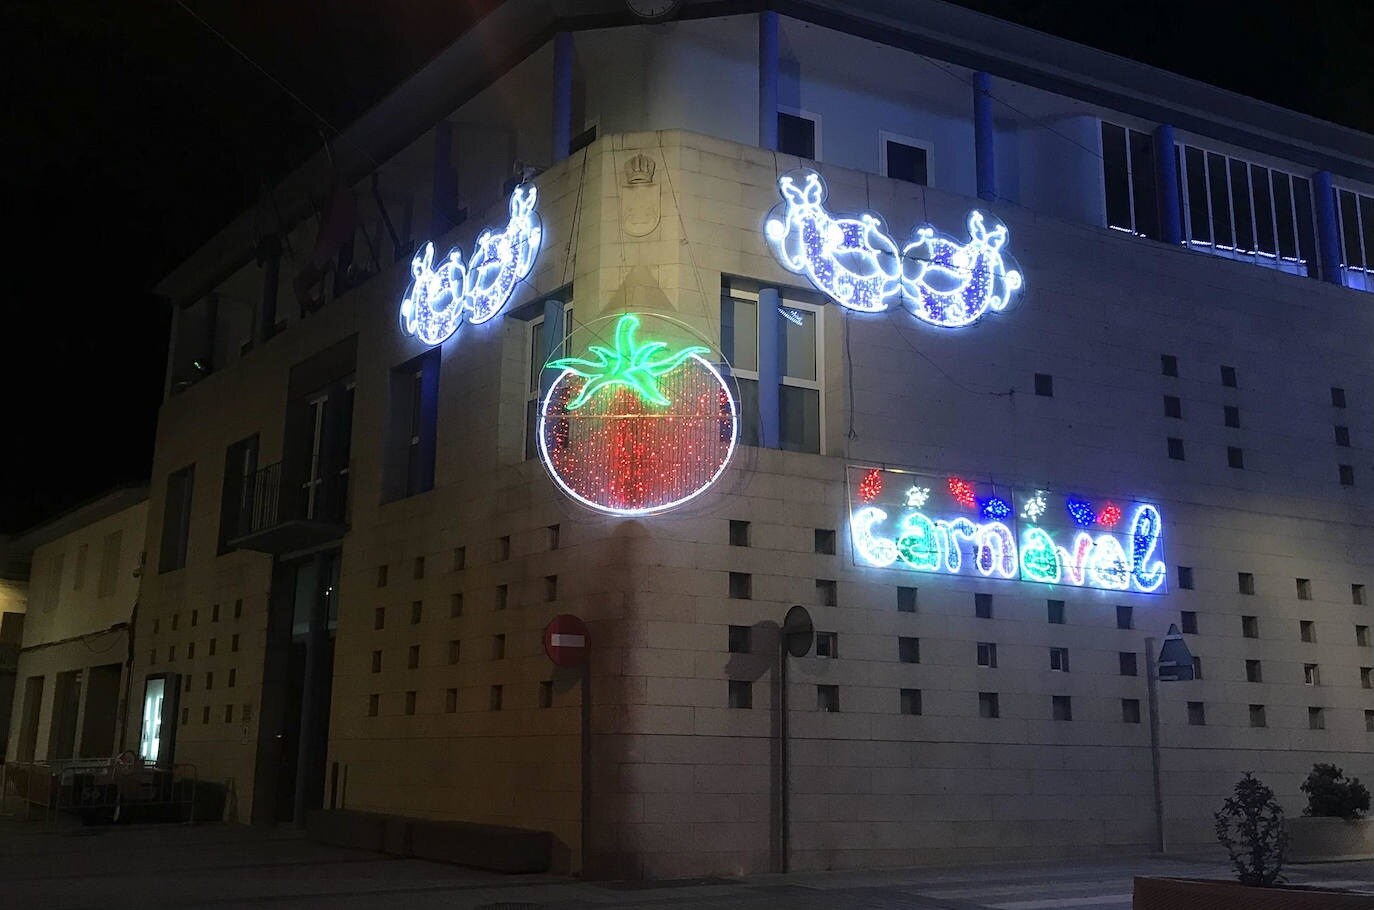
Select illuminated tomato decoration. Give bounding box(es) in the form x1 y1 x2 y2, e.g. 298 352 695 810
538 314 738 516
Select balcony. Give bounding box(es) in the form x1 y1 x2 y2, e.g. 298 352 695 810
227 460 348 555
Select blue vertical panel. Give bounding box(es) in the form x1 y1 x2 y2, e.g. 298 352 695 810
758 12 779 151
553 32 574 163
757 287 781 449
431 121 455 238
539 298 565 400
1152 124 1182 245
1311 170 1343 285
973 72 995 202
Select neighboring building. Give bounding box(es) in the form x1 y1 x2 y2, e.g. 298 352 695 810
4 486 148 766
140 0 1371 877
0 538 29 761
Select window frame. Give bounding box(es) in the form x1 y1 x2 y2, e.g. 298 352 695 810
878 130 933 187
778 106 822 161
524 299 576 461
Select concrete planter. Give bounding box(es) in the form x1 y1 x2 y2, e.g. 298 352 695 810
1288 816 1374 862
1133 877 1374 909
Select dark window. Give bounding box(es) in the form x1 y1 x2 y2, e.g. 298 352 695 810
1308 707 1325 730
975 593 993 618
450 593 464 618
1335 425 1350 447
899 637 920 663
816 579 837 606
1296 578 1312 600
1227 447 1245 469
1161 354 1178 377
729 680 753 709
452 547 466 571
1163 396 1182 418
1223 405 1240 428
377 564 388 587
1340 464 1355 486
897 587 917 613
1102 123 1132 232
1116 605 1133 630
1122 699 1141 724
547 524 560 550
413 556 425 580
729 572 752 599
1049 647 1069 672
1034 373 1053 397
159 465 195 573
900 688 922 715
1238 572 1255 595
979 691 1000 719
407 645 420 669
497 536 510 560
1191 656 1204 680
1181 611 1198 634
1047 600 1065 624
448 640 460 664
1178 566 1194 589
1167 437 1185 460
1220 365 1237 387
1363 668 1373 689
445 689 458 713
1119 652 1138 676
489 686 502 710
374 607 385 630
217 435 259 552
816 685 839 713
815 632 837 659
544 576 558 602
385 350 439 501
1052 695 1073 721
1332 386 1347 408
1365 710 1374 733
1229 160 1254 252
539 681 554 709
368 694 379 717
885 140 928 185
1187 701 1205 726
1355 584 1367 605
728 625 752 654
1242 616 1259 638
1300 620 1315 643
410 601 422 625
729 520 750 546
1356 625 1369 647
1246 659 1262 683
977 642 997 668
492 634 506 660
778 112 817 159
814 529 836 555
1305 663 1320 685
1128 128 1159 239
1250 704 1267 728
569 124 596 154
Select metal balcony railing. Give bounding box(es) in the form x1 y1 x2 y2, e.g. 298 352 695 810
229 460 348 553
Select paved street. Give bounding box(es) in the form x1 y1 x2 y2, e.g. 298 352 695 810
1 817 1371 909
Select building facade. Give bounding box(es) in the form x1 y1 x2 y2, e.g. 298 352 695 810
137 0 1371 877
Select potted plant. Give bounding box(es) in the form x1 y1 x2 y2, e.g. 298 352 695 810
1289 763 1374 862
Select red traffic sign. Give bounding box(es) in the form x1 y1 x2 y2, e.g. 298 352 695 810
543 614 589 668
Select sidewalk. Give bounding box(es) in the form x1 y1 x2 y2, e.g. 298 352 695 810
1 816 1371 909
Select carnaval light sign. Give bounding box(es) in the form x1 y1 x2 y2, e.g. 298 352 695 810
399 184 543 346
764 170 1022 328
848 466 1166 594
538 313 739 516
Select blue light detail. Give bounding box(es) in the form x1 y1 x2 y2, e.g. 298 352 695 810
980 496 1012 521
1065 498 1096 527
778 306 805 326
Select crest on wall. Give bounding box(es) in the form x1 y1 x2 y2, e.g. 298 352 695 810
620 153 661 237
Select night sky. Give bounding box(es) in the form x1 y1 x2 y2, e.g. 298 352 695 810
2 0 1369 534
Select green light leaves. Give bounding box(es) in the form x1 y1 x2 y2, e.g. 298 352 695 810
549 314 709 410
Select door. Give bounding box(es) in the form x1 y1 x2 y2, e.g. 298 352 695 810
48 669 82 761
15 676 44 762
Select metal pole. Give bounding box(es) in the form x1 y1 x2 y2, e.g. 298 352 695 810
779 636 789 873
1145 637 1165 853
580 655 592 876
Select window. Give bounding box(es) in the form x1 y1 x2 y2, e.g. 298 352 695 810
1181 611 1198 634
385 350 439 500
1049 647 1069 672
212 603 220 622
1332 386 1348 408
1304 663 1320 686
1119 652 1138 676
1101 122 1158 239
1047 600 1065 624
815 632 838 659
1245 659 1262 683
371 651 382 673
368 694 379 717
497 536 510 560
816 579 837 606
1116 605 1133 630
728 680 753 709
1052 695 1073 721
192 609 199 627
1122 699 1141 724
172 614 179 631
1339 464 1355 486
1220 365 1237 387
569 123 596 154
489 686 503 711
729 520 750 546
1238 573 1255 595
1223 405 1240 428
897 587 917 613
377 565 388 587
728 625 752 654
1355 584 1367 605
374 607 385 631
1177 143 1316 278
1362 667 1372 689
159 465 195 573
450 593 464 618
202 706 210 725
1367 710 1374 733
547 524 560 550
448 640 461 664
495 585 508 610
452 547 466 571
1187 701 1206 726
205 671 214 690
1227 446 1244 469
1242 615 1259 638
1358 625 1371 647
445 688 458 713
1249 704 1267 728
407 644 420 669
881 133 930 185
1163 395 1182 419
217 435 259 552
977 642 997 668
492 635 506 660
413 556 425 580
1167 437 1185 460
1335 425 1351 447
729 572 752 599
1335 188 1374 290
778 109 819 160
231 634 239 652
975 593 993 619
234 598 243 619
721 282 824 453
1177 566 1194 590
816 684 839 712
1191 656 1204 680
979 691 1000 719
524 301 575 459
1300 620 1315 643
1161 354 1179 377
73 543 87 591
1034 373 1053 397
402 691 415 715
97 530 122 597
1308 706 1325 730
899 637 920 663
900 688 922 716
814 529 836 555
1296 578 1312 600
410 601 422 625
209 638 217 656
544 576 558 602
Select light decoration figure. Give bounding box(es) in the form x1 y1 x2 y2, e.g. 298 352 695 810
847 466 1167 594
764 169 1023 328
1097 502 1122 529
399 184 542 346
537 314 738 517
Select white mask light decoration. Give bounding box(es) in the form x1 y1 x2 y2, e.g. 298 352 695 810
399 184 543 346
764 169 1023 328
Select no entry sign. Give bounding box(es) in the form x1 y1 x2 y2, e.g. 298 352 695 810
543 613 589 668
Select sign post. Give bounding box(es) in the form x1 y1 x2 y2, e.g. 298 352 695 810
543 615 589 875
1146 624 1195 853
778 606 813 874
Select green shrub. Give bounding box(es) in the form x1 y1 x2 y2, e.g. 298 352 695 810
1214 772 1287 887
1301 763 1370 820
